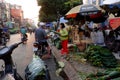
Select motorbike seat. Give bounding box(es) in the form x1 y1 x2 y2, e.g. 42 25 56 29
0 47 10 59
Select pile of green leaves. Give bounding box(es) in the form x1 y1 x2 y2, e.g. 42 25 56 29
53 38 62 50
85 45 118 68
86 69 120 80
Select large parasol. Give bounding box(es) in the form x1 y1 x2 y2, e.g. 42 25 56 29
65 4 107 23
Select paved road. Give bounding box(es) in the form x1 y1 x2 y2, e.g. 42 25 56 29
0 33 34 79
0 33 63 80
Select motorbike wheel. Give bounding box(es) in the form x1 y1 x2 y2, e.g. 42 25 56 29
6 33 10 41
25 74 28 80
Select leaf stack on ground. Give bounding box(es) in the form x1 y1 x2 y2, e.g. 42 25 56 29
85 45 118 68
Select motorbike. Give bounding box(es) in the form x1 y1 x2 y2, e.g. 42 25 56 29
33 42 48 58
25 42 51 80
49 31 61 49
0 32 8 46
21 34 28 44
0 41 23 80
49 31 60 46
5 32 10 41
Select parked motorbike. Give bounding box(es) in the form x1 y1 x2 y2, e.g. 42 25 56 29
49 31 61 50
0 31 10 46
49 31 60 46
0 41 23 80
5 32 10 41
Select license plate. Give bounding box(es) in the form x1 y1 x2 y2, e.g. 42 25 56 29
33 47 38 52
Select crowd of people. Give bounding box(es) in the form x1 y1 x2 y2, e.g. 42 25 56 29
34 21 120 59
69 22 120 53
34 22 69 59
0 20 119 59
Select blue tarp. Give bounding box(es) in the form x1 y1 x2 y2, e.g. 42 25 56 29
60 17 68 23
46 22 53 27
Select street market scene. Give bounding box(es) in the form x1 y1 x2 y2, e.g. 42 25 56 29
0 0 120 80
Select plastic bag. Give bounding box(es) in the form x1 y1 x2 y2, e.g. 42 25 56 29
25 56 45 80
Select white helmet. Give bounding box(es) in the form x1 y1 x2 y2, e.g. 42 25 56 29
38 22 45 28
39 22 45 26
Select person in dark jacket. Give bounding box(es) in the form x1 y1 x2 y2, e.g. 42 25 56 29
35 23 51 58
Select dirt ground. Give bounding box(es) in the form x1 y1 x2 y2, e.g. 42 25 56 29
69 59 105 74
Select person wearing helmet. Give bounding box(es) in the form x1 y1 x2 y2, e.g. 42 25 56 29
35 22 51 58
35 22 47 42
20 26 28 43
20 26 27 36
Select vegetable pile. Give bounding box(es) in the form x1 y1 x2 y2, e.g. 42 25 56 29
86 69 120 80
56 40 62 49
85 45 118 68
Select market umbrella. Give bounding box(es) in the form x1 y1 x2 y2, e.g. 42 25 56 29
100 4 120 17
65 4 107 23
109 17 120 30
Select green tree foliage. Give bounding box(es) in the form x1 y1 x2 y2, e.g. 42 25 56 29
64 0 82 9
37 0 82 22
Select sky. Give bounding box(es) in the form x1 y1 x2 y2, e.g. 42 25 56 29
83 0 120 5
5 0 40 25
5 0 120 25
103 0 120 4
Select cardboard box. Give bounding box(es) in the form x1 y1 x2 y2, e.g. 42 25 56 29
72 29 80 43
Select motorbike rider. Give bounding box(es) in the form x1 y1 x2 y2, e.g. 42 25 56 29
35 22 51 58
2 25 10 41
20 26 27 39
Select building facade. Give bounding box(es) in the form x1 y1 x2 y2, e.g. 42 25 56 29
0 0 7 24
0 0 24 29
5 3 11 21
10 4 24 25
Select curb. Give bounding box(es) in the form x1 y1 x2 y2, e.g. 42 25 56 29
51 45 82 80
